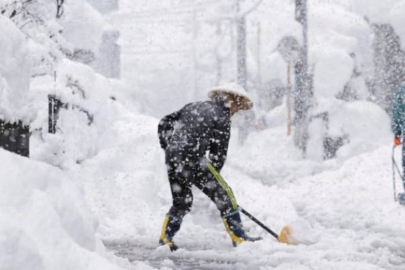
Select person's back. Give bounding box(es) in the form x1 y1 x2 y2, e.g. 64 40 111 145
171 100 229 154
159 98 231 171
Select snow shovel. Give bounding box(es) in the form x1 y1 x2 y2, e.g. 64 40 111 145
207 163 294 244
392 146 405 205
239 206 293 244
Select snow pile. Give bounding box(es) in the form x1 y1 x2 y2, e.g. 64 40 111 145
0 149 130 270
30 58 126 168
20 0 127 168
78 105 165 238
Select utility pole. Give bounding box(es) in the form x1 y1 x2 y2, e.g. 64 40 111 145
236 0 247 90
294 0 310 155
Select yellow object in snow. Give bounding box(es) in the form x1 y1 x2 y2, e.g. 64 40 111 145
278 226 293 244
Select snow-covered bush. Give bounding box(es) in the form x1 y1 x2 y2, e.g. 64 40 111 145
30 58 126 167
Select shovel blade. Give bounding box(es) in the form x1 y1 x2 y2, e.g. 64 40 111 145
278 226 293 244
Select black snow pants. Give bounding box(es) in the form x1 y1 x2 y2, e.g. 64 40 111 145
165 148 235 223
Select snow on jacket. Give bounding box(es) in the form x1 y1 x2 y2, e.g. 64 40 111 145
393 86 405 137
158 98 231 172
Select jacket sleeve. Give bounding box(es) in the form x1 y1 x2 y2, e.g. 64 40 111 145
392 88 404 138
158 110 181 150
209 116 231 173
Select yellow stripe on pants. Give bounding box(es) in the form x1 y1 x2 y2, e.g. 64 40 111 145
207 163 238 210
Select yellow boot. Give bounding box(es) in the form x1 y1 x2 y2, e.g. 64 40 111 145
158 214 181 251
223 211 262 247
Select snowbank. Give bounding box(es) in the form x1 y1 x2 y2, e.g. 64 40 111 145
0 149 131 270
0 6 149 269
30 58 130 168
78 106 165 239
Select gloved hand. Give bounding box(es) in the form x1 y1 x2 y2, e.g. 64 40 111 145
394 136 401 146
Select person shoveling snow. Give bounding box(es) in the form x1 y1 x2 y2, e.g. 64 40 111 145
157 83 263 251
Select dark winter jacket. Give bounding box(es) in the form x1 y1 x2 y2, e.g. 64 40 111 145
393 86 405 137
158 98 231 172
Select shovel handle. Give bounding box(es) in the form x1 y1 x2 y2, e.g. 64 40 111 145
239 206 279 240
